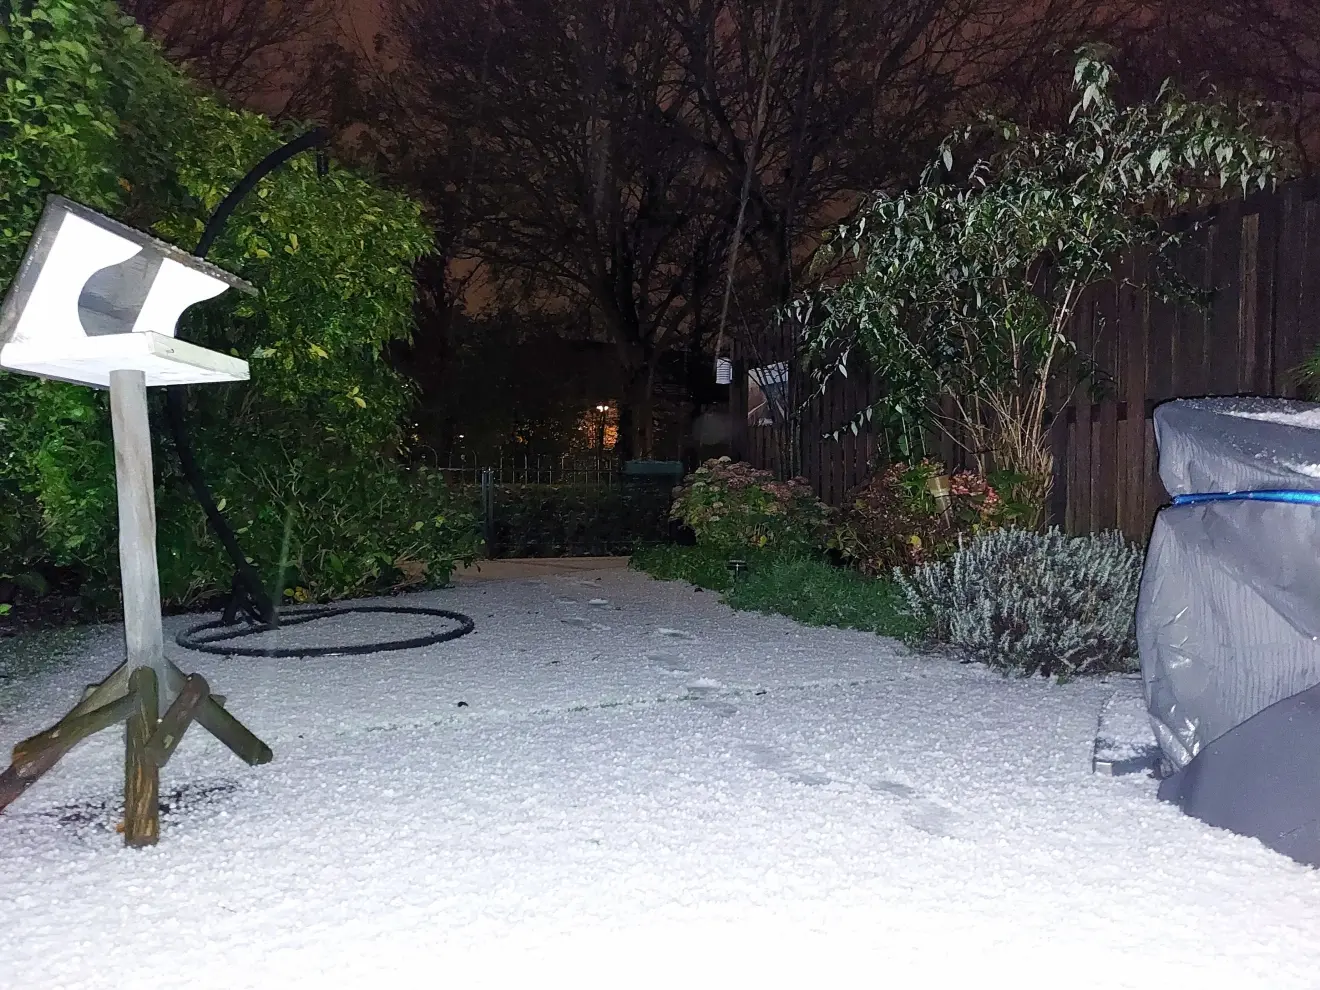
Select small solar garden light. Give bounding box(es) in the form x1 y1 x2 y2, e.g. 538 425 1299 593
926 472 953 520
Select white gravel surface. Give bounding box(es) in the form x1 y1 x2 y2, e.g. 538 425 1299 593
1 567 1317 990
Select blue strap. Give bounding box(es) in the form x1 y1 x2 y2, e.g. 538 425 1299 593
1172 490 1320 506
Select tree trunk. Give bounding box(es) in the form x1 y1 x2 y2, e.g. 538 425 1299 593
618 366 657 461
765 224 796 309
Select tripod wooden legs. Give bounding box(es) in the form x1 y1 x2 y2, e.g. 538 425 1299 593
0 660 271 845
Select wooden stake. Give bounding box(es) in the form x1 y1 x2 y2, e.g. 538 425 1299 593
124 666 160 847
144 674 209 768
194 695 273 767
166 660 271 766
11 692 138 773
0 691 140 814
0 766 29 813
69 662 130 720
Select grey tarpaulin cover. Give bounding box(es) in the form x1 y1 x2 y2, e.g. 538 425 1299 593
1138 397 1320 866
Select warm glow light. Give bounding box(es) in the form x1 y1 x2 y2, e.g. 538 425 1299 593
578 403 617 451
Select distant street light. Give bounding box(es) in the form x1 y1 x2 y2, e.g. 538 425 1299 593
594 404 609 455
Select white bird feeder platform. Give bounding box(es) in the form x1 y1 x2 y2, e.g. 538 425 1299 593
0 195 272 846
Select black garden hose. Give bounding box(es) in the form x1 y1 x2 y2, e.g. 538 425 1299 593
169 128 474 656
176 604 476 658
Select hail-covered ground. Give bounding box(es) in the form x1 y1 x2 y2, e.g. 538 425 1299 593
1 566 1317 990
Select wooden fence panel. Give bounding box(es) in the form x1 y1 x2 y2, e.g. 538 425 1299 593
1211 200 1243 394
1298 197 1320 390
733 180 1320 536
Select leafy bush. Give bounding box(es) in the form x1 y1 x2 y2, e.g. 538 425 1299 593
831 460 1028 573
0 1 473 606
630 544 924 640
158 457 480 605
801 50 1283 518
895 527 1143 679
670 457 832 555
489 482 671 557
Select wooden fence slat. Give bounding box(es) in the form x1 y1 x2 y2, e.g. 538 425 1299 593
1300 200 1320 390
1088 287 1110 532
1272 188 1304 395
1174 235 1203 396
1212 199 1244 394
1239 210 1262 390
833 370 847 503
1072 288 1096 531
1144 240 1176 527
1118 253 1148 539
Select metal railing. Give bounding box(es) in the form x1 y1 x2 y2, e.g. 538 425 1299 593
430 450 621 487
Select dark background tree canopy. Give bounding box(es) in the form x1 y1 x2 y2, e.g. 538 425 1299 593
5 0 1320 611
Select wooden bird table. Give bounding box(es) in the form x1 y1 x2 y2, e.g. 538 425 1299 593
0 197 272 846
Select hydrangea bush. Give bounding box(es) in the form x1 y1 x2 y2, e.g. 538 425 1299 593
895 526 1143 679
831 460 1025 573
670 457 832 555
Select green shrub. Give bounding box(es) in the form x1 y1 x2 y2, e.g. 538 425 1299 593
158 456 480 605
895 527 1143 679
832 460 1039 572
832 460 1028 574
0 0 473 606
670 457 832 555
489 482 671 558
630 544 924 640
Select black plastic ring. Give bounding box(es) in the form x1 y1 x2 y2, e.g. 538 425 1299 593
176 604 475 658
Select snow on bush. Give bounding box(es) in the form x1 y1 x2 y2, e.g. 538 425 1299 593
895 526 1143 678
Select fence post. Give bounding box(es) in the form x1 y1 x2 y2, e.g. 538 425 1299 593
480 467 496 558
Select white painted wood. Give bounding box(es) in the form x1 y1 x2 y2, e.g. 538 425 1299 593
2 331 248 388
0 196 251 389
109 369 169 716
4 212 140 349
129 257 231 336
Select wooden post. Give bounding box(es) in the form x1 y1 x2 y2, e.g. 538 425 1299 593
0 374 275 830
109 369 169 717
124 666 160 847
